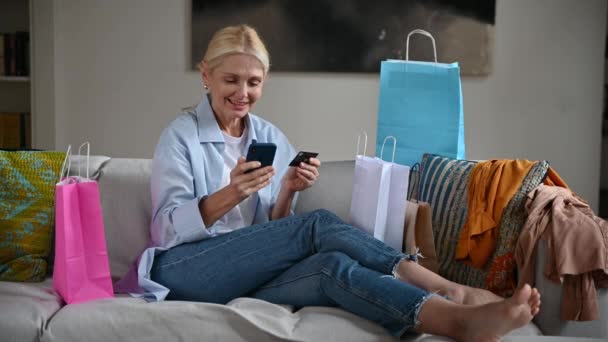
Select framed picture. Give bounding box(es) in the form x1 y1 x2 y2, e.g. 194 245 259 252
191 0 495 75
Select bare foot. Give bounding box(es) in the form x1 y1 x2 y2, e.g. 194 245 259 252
462 286 503 305
393 259 503 306
459 284 538 342
529 287 541 316
443 285 503 305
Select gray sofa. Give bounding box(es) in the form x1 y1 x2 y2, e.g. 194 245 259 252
1 156 606 342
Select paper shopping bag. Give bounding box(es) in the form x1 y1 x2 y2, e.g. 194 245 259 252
403 200 419 255
403 161 439 273
380 137 410 251
376 29 465 167
349 134 409 251
414 202 439 273
53 143 114 304
403 201 439 273
349 154 391 238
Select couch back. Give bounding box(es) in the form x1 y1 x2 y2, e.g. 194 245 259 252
69 156 356 280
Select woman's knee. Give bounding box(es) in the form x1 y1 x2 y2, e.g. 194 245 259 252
309 208 345 224
316 251 355 272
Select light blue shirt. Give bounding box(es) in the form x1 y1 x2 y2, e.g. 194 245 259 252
115 95 296 301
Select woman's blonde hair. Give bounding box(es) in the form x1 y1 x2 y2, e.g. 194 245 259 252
200 25 270 74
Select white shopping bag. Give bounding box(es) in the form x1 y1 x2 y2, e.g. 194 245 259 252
380 137 410 251
349 133 409 251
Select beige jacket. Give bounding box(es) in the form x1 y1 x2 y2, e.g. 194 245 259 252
515 184 608 320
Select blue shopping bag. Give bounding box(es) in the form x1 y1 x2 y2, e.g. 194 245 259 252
376 29 465 167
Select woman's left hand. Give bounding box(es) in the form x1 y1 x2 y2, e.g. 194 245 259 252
281 158 321 193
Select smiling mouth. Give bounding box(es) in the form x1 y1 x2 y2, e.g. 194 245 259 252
228 99 249 106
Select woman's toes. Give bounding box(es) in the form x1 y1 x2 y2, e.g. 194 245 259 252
532 306 540 316
512 284 532 305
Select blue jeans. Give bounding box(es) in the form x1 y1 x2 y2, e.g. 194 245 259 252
150 209 431 336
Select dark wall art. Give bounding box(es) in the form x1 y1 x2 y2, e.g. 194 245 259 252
191 0 495 75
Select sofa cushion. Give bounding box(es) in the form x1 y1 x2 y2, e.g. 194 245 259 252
0 278 62 342
101 159 356 282
533 241 608 338
40 295 398 342
417 154 549 296
95 158 153 281
295 160 355 221
66 155 111 181
0 151 65 281
36 292 542 342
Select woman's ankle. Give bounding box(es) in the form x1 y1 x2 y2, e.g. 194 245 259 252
442 284 467 304
415 296 469 340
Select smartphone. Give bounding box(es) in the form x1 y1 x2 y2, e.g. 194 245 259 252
289 151 319 167
245 142 277 173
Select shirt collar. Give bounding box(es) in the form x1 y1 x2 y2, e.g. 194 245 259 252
195 95 258 145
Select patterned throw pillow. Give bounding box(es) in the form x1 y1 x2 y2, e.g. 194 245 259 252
416 154 548 296
0 151 66 281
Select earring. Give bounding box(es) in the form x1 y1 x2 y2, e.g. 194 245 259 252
203 84 208 90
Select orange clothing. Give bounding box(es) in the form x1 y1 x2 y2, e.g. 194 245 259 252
515 185 608 320
543 166 568 188
455 160 566 269
455 160 534 268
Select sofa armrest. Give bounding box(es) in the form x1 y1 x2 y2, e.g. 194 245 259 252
297 160 608 338
532 240 608 338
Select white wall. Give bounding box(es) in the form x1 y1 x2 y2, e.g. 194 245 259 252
31 0 55 150
32 0 607 211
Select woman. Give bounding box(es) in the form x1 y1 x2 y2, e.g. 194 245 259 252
130 25 540 340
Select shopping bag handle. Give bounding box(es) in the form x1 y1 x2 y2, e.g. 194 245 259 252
58 144 72 182
379 136 397 163
78 141 90 179
356 130 368 157
406 29 437 63
57 142 90 182
408 162 421 202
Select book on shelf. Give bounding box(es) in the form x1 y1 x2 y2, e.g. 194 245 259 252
0 32 29 77
0 34 4 76
0 112 31 149
15 31 29 76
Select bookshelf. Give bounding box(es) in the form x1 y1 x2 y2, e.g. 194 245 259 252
0 76 30 82
0 0 31 149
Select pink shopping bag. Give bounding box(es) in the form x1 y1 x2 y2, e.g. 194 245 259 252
53 143 114 304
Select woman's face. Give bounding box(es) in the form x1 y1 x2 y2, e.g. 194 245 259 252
202 53 266 122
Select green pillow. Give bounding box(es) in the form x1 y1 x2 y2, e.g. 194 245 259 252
0 151 66 281
416 153 548 296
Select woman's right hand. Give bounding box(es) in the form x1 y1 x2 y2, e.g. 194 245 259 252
199 157 274 227
229 157 275 199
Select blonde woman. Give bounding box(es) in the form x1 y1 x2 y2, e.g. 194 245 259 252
118 25 540 341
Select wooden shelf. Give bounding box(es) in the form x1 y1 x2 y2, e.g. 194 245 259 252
0 76 30 82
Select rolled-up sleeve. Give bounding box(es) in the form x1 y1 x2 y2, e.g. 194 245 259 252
150 121 213 248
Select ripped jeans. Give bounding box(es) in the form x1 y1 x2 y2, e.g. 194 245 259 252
150 209 432 336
